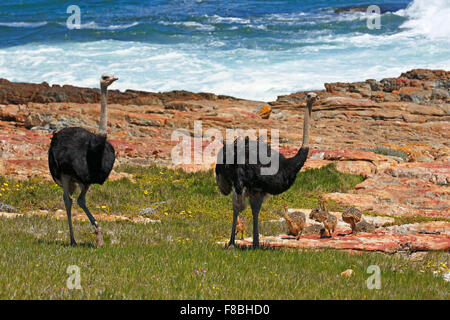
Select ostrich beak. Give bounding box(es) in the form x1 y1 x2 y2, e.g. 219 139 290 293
111 77 118 82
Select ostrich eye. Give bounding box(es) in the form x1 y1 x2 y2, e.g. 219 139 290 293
102 76 109 80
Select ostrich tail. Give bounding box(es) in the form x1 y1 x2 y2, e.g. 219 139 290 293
216 172 232 195
215 147 233 195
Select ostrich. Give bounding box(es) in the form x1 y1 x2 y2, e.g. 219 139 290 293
282 204 306 240
235 216 248 240
342 207 362 233
48 74 118 247
215 92 319 248
309 198 337 238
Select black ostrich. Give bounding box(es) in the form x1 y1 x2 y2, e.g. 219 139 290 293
215 92 318 248
48 74 118 246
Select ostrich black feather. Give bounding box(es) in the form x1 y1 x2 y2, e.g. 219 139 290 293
48 127 115 186
215 137 309 196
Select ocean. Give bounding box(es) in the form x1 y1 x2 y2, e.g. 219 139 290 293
0 0 449 101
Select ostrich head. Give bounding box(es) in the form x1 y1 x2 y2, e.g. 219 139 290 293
100 74 118 88
305 92 318 106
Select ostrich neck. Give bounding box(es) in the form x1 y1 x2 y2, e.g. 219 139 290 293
98 85 108 135
288 101 313 173
284 208 289 219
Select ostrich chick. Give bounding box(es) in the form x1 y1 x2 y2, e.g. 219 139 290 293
342 207 362 233
283 204 306 240
309 199 337 238
235 216 248 240
354 220 376 233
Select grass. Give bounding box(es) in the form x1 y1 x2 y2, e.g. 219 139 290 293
0 164 448 299
361 147 409 162
0 215 448 299
361 210 450 226
0 163 362 222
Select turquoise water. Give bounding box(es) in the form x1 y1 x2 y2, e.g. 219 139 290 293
0 0 449 100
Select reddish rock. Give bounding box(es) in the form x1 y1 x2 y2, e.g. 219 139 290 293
400 69 449 81
0 68 448 232
336 160 376 178
232 229 450 253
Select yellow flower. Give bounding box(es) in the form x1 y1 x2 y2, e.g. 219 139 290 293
419 270 425 273
101 205 107 209
144 190 148 195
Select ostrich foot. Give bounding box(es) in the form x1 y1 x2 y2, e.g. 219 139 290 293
95 227 104 247
69 239 77 246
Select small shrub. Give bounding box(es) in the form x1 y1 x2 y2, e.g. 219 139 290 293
362 147 409 161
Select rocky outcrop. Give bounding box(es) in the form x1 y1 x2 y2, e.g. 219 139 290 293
232 224 450 253
227 213 449 253
0 69 449 221
320 69 450 104
0 78 243 106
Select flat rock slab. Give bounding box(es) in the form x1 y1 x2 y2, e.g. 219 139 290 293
233 233 449 253
231 221 450 253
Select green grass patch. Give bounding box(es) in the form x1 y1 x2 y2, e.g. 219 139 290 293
0 215 448 299
1 164 448 299
361 147 409 162
361 210 450 226
0 163 363 222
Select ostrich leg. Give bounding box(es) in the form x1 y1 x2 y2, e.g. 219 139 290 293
62 176 76 246
77 184 104 247
249 194 264 249
228 201 239 248
229 191 245 247
63 190 76 246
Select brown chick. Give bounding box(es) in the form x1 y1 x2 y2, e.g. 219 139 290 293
342 207 362 233
235 216 248 240
354 220 376 233
283 204 306 240
309 199 337 237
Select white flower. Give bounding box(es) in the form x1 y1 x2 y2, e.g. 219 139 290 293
443 272 450 282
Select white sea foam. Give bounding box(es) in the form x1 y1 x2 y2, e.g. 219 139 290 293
0 21 47 28
0 38 448 102
398 0 450 39
159 20 215 31
77 21 139 30
0 0 448 101
205 15 251 24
